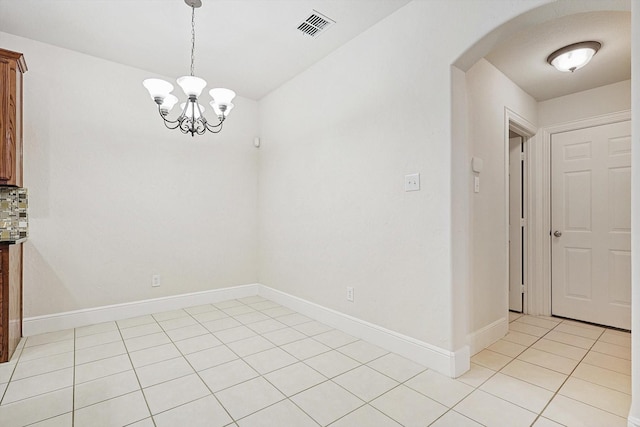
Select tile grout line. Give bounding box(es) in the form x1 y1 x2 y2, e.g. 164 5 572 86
211 298 327 426
324 361 434 427
114 318 157 427
171 298 402 426
469 317 589 424
513 318 616 425
0 341 75 409
289 338 396 424
5 338 73 425
212 299 322 426
156 304 238 425
484 317 569 424
0 337 23 404
513 318 631 386
147 300 297 423
427 408 478 426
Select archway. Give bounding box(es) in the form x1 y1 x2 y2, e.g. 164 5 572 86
449 0 637 424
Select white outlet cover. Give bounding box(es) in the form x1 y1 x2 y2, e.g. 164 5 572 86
404 173 420 192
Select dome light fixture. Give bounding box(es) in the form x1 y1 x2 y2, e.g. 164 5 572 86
547 41 601 73
143 0 235 137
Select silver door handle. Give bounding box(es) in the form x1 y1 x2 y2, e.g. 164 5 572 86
553 230 562 237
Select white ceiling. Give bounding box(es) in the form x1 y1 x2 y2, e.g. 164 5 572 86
0 0 411 100
0 1 631 102
485 11 631 101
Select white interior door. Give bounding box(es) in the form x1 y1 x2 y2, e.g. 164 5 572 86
509 136 523 312
551 120 631 329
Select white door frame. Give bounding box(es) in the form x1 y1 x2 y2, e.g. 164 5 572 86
528 110 631 316
509 135 524 312
505 108 537 314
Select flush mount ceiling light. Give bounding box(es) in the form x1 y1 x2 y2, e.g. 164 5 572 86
546 41 601 73
143 0 235 137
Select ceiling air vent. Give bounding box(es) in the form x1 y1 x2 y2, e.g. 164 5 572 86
297 10 335 38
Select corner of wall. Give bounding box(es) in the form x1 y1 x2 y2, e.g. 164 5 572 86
466 316 509 356
259 285 468 377
450 345 471 378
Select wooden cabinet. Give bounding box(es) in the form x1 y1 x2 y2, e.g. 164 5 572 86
0 48 26 362
0 48 27 187
0 243 22 362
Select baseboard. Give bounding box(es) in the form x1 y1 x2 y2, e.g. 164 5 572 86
628 414 640 427
258 285 470 378
466 316 508 355
22 283 471 377
23 283 260 336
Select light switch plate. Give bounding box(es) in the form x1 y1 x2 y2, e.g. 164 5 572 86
472 157 483 173
405 173 420 191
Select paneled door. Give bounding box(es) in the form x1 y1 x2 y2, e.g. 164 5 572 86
551 120 631 330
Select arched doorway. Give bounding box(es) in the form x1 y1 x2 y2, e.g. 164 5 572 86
450 0 637 423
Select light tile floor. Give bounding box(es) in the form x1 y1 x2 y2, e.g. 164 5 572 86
0 297 631 426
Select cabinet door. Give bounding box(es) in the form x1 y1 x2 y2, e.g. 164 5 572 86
14 58 22 187
0 245 21 362
0 247 6 361
7 244 22 358
0 58 18 185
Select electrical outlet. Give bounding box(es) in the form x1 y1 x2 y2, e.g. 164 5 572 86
152 274 161 287
404 173 420 191
346 286 354 302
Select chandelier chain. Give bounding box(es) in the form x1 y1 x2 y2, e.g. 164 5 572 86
190 6 196 76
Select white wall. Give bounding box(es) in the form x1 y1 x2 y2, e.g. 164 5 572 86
258 0 548 352
538 80 631 126
465 59 538 353
0 32 259 318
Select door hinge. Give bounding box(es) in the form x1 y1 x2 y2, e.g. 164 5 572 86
520 218 526 227
521 284 526 294
520 152 525 161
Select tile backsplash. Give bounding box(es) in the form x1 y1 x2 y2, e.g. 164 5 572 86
0 187 28 241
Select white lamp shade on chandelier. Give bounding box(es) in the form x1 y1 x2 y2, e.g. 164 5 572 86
142 0 236 136
212 102 234 118
209 88 235 117
143 77 235 118
547 41 601 73
143 79 174 100
177 76 207 97
160 95 179 114
179 102 202 118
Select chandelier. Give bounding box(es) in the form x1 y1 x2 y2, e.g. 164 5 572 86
143 0 235 136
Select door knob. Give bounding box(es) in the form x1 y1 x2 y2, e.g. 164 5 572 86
553 230 562 237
